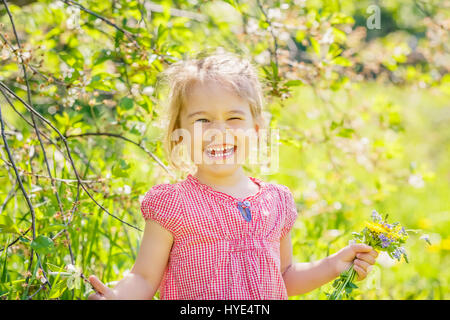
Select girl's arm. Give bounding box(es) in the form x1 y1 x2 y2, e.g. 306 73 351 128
88 219 173 300
280 232 378 296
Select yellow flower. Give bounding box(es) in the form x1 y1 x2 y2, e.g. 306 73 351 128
365 221 389 234
388 231 404 241
365 221 407 242
427 244 440 252
441 238 450 251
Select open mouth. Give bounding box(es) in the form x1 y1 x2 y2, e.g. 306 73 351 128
204 144 237 159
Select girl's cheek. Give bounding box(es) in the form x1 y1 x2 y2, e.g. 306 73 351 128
236 130 258 163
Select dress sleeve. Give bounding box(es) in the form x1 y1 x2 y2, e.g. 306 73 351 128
280 185 298 239
140 184 183 238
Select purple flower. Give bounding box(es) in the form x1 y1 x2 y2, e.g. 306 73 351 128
420 234 431 245
372 210 382 222
378 234 391 248
392 247 405 260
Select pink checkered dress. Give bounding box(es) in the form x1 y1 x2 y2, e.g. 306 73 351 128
140 174 298 300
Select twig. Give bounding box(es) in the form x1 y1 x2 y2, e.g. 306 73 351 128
256 0 280 70
0 158 105 184
0 85 48 296
1 0 52 295
0 226 31 253
145 1 206 22
0 81 142 232
63 132 175 179
0 181 19 214
61 0 139 47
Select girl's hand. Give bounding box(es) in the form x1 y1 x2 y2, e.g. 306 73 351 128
330 244 379 281
87 275 117 300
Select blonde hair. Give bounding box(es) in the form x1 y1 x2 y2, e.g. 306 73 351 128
156 49 267 171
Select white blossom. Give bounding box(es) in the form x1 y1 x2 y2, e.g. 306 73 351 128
408 174 425 188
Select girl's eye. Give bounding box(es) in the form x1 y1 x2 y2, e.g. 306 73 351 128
228 117 243 121
195 119 209 123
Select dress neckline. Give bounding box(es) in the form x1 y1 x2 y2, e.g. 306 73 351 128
186 173 265 203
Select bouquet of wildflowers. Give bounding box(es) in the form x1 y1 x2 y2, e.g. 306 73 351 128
327 210 414 300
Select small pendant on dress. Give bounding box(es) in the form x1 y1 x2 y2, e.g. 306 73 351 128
237 200 252 222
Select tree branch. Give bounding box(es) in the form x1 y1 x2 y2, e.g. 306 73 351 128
0 81 142 232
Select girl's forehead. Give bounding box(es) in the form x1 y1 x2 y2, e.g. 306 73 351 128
187 81 241 102
182 82 250 114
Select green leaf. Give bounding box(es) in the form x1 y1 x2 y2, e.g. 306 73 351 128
40 224 66 234
330 120 341 130
336 127 355 138
258 20 270 29
1 238 9 283
91 75 101 83
332 56 353 67
119 97 134 110
93 49 113 66
332 27 347 43
295 30 306 42
19 236 30 244
112 159 131 178
0 215 19 234
388 111 403 132
284 80 303 87
332 279 341 288
139 95 153 114
48 279 67 299
310 37 321 57
271 61 279 81
403 254 409 264
30 235 55 255
327 43 342 59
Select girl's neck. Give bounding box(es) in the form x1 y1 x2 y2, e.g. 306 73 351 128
194 167 249 189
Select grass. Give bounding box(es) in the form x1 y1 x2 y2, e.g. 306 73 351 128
272 82 450 299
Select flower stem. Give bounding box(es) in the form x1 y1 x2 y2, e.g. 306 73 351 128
328 263 355 300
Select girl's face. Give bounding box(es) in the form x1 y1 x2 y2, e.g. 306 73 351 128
178 81 260 177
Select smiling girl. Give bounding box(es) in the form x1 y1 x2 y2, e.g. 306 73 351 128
87 50 378 300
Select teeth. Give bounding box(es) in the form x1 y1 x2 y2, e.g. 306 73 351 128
205 145 235 157
206 145 234 153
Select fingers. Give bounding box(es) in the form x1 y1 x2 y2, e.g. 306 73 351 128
354 258 375 281
354 258 371 270
89 275 108 294
353 263 367 281
88 275 114 298
356 252 376 265
350 243 373 253
369 249 379 258
88 292 106 300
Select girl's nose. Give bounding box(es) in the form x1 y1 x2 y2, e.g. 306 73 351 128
207 120 230 133
212 120 227 131
206 121 234 143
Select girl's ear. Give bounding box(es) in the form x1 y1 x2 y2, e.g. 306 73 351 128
254 115 264 133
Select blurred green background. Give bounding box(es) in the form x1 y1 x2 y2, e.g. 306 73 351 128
0 0 449 299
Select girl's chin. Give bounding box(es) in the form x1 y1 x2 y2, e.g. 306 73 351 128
189 147 248 168
196 163 242 176
198 158 241 169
